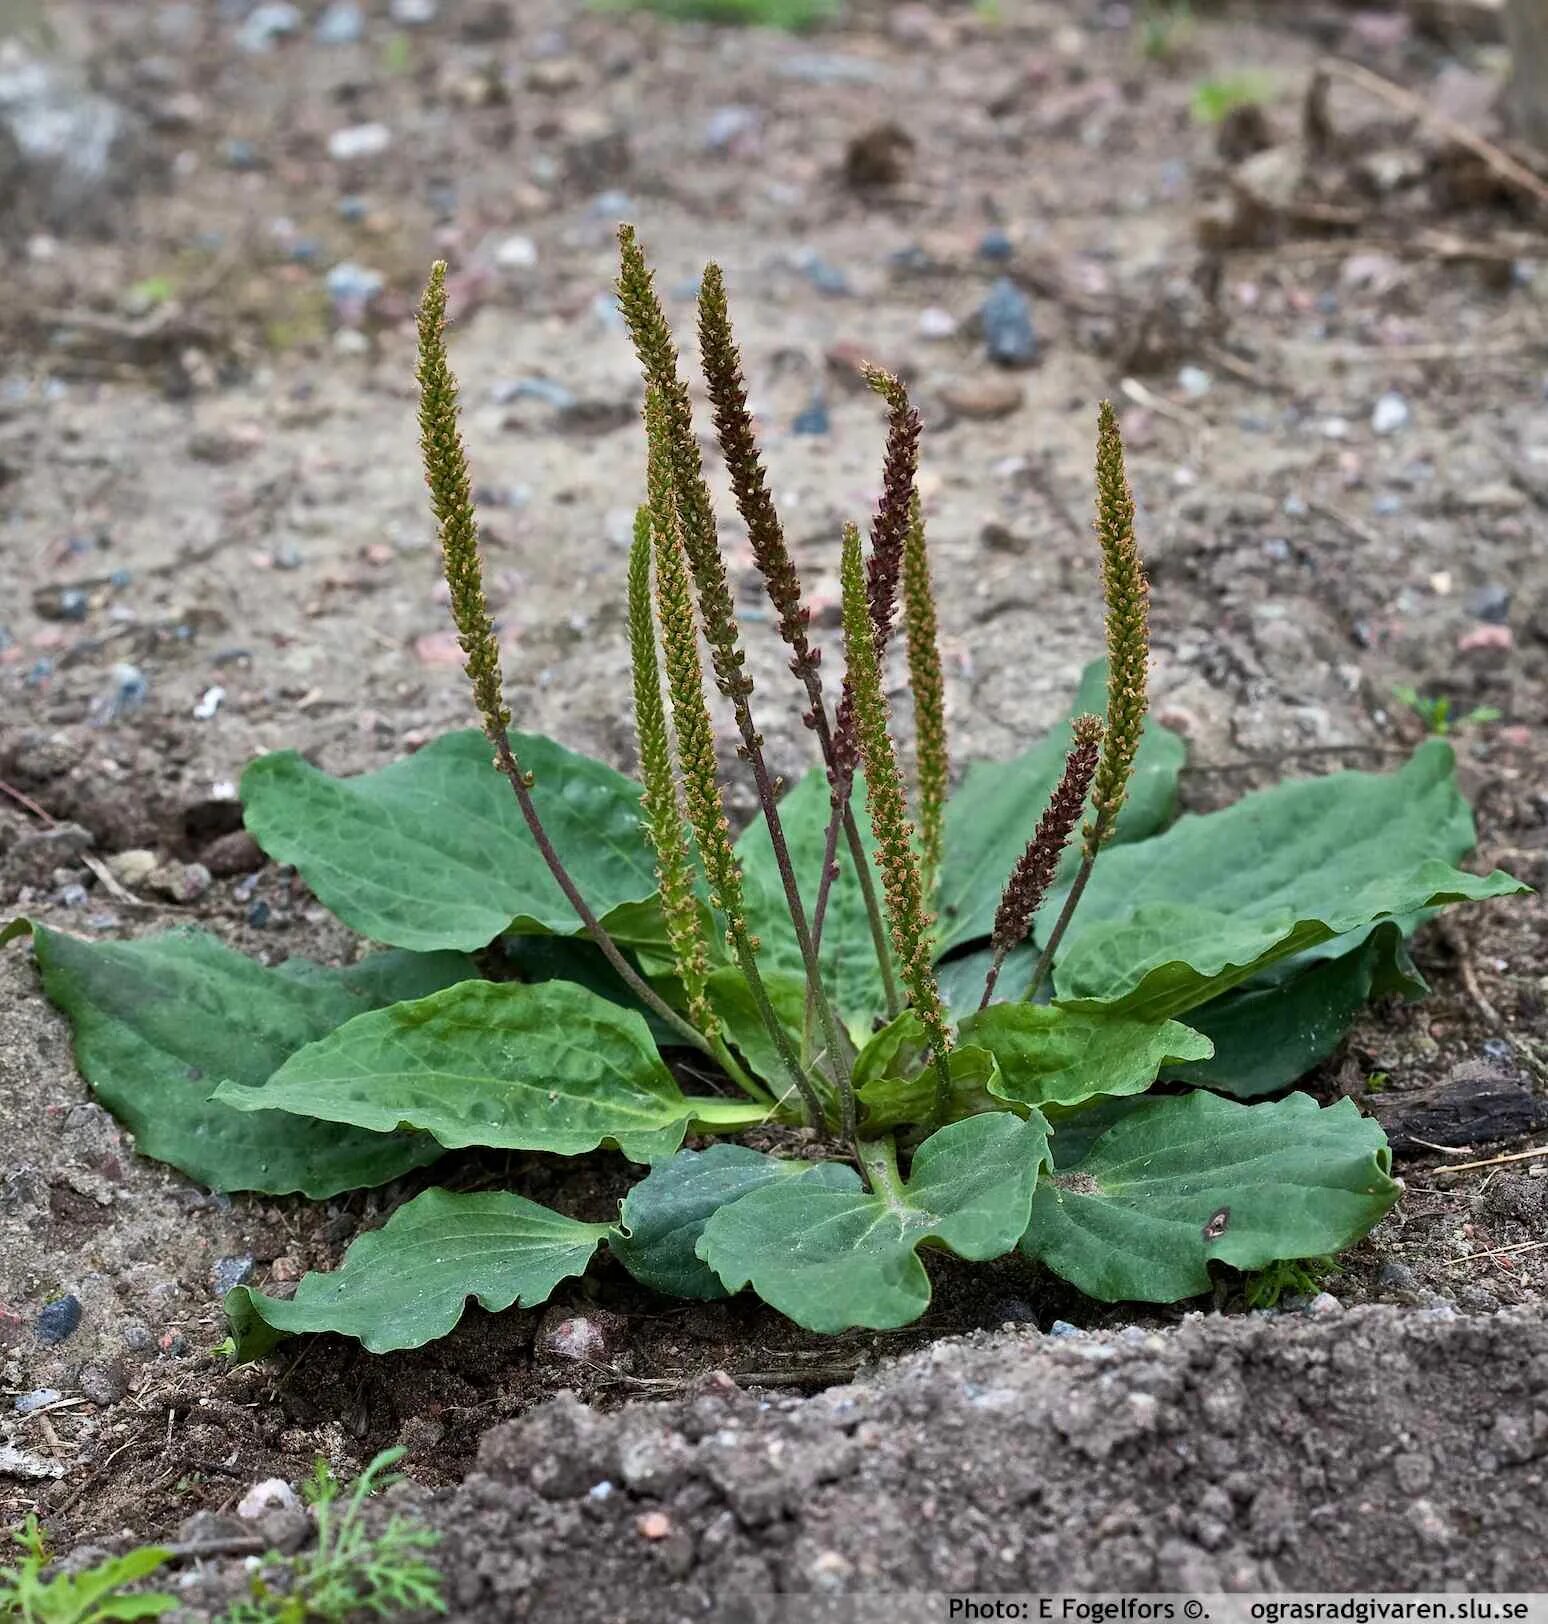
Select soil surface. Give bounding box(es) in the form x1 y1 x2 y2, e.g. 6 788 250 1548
1 0 1546 1603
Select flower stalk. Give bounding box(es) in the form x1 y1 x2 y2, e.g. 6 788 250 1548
902 492 948 899
643 394 824 1127
415 262 712 1061
1028 402 1151 1000
697 262 900 1024
840 522 953 1123
977 714 1102 1010
620 227 857 1140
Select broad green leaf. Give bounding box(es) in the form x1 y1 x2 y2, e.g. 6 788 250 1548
214 980 714 1164
736 768 897 1039
9 921 468 1196
851 1010 1006 1132
935 660 1185 956
1166 922 1423 1098
705 966 812 1098
1049 741 1527 1019
698 1113 1052 1331
613 1144 814 1300
241 729 662 953
958 1002 1212 1109
501 934 684 1049
1022 1090 1399 1302
226 1188 612 1356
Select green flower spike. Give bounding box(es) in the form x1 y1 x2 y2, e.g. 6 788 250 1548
840 522 953 1121
627 510 715 1039
414 264 712 1060
902 492 948 898
1028 402 1153 1000
644 392 825 1129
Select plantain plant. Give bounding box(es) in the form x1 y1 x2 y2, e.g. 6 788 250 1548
5 229 1528 1356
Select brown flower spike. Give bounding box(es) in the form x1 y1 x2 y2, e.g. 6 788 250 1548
979 714 1102 1010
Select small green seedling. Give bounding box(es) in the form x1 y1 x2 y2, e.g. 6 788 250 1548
5 227 1527 1356
1392 686 1502 737
1191 71 1276 124
222 1449 443 1624
1242 1255 1339 1310
0 1516 175 1624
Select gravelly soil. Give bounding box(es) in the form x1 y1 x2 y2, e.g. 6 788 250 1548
0 0 1545 1591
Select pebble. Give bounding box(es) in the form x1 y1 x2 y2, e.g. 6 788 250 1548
917 306 957 339
494 234 537 270
192 686 225 721
791 395 831 436
204 829 263 877
980 277 1038 367
79 1361 128 1407
703 105 760 153
236 2 301 52
1177 364 1212 399
1306 1292 1343 1315
224 138 261 171
145 861 213 904
494 377 576 411
36 1295 82 1346
314 1 364 44
100 663 148 722
977 227 1014 263
539 1314 615 1364
212 1255 256 1295
1468 583 1511 624
635 1512 673 1540
1047 1319 1081 1339
14 1388 62 1414
1371 391 1410 435
941 377 1025 420
106 849 159 887
237 1479 300 1520
327 122 392 162
389 0 438 20
797 250 851 297
325 261 385 310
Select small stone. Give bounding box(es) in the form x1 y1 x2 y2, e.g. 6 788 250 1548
980 520 1028 553
389 0 437 20
327 123 392 162
212 1255 256 1295
14 1388 62 1414
145 861 212 904
494 234 537 270
203 830 263 877
36 1295 82 1345
325 261 385 311
980 277 1037 368
1177 364 1212 399
792 396 831 436
636 1512 673 1540
246 899 272 929
918 306 957 339
237 3 301 52
1048 1319 1081 1339
941 377 1025 420
1305 1292 1342 1315
1468 584 1511 624
193 685 225 720
79 1361 128 1407
314 1 364 44
703 105 760 154
538 1311 620 1365
798 252 850 298
1371 391 1410 435
977 227 1014 262
1376 1261 1420 1294
1458 623 1513 653
237 1479 299 1520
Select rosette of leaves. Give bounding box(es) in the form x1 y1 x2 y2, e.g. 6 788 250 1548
6 234 1526 1358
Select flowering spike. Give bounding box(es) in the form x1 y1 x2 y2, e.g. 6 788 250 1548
840 522 953 1114
628 511 716 1037
415 261 508 742
976 715 1102 1010
901 492 948 896
698 262 817 685
1085 400 1150 857
617 226 750 707
834 367 922 774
